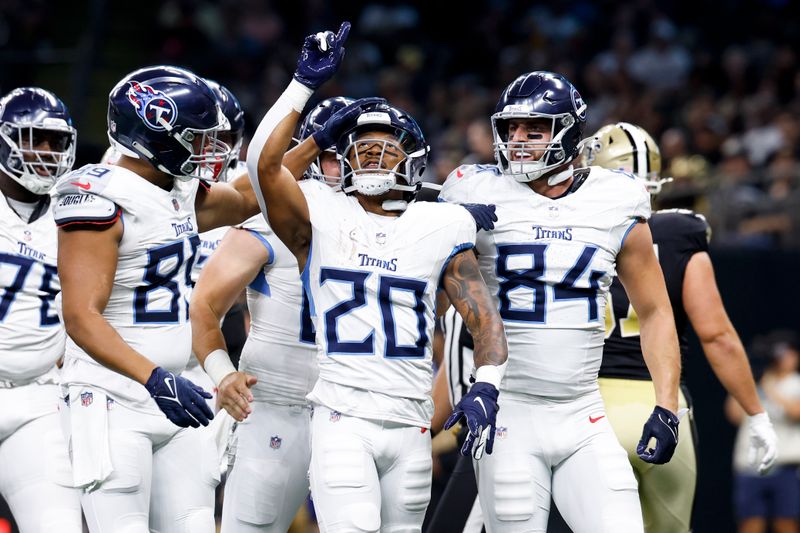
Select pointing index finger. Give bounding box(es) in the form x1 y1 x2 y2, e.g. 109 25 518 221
336 21 351 44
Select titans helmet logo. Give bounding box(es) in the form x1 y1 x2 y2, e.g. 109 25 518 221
571 87 587 121
126 81 178 131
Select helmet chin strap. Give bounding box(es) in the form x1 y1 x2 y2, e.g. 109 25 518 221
546 165 573 186
381 199 408 211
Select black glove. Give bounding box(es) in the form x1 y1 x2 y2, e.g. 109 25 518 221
636 405 679 464
144 367 214 428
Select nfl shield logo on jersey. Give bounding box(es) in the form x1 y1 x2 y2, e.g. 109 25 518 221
330 410 342 423
172 198 180 212
80 391 93 407
270 435 282 450
496 426 508 439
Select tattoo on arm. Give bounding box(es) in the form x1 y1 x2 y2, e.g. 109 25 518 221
443 250 507 367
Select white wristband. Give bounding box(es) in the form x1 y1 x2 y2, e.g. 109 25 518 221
474 362 507 390
284 80 314 114
203 349 237 387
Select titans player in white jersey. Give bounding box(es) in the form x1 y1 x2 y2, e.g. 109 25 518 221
440 71 683 533
0 88 81 532
246 23 507 532
190 97 351 532
584 122 777 532
54 66 261 533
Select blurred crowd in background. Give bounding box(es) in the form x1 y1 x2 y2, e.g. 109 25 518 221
1 0 798 250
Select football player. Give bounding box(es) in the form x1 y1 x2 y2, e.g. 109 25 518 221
584 122 778 532
54 66 261 533
439 71 682 532
0 87 81 532
246 23 508 532
190 96 351 533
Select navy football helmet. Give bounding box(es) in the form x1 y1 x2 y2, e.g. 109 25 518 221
107 66 231 181
492 71 587 182
336 100 429 202
298 96 354 186
0 87 76 194
205 79 244 181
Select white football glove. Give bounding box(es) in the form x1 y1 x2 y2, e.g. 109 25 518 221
747 412 778 475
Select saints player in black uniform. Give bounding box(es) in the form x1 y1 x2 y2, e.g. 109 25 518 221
585 122 779 532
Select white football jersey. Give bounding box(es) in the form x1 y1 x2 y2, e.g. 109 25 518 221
301 180 477 427
0 195 63 383
237 214 318 405
441 164 650 400
53 164 202 411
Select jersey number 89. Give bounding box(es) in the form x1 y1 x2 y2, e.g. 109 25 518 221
134 236 200 323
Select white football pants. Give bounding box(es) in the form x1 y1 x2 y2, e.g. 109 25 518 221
309 407 432 533
0 382 81 533
221 402 312 532
61 392 220 533
475 391 643 533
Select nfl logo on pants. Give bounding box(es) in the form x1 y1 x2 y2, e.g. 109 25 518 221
80 391 93 407
270 435 282 450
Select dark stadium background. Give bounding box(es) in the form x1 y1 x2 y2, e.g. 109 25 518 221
1 0 798 531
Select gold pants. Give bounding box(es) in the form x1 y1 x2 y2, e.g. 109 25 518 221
599 378 697 533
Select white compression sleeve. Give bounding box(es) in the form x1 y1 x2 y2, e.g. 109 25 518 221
245 80 313 218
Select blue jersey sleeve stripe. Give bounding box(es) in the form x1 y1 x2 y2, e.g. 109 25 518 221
247 271 271 296
244 229 275 265
438 242 476 289
300 237 316 317
620 219 640 249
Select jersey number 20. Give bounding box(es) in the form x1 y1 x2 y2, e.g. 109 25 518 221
320 268 428 358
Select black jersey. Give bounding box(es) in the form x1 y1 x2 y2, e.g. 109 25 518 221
600 209 710 380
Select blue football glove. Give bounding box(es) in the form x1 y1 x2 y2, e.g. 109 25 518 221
144 367 214 428
460 203 497 231
312 96 387 150
636 405 679 464
294 21 351 90
444 382 499 460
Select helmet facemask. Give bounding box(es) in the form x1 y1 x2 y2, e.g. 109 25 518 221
215 129 243 182
492 111 579 182
134 110 232 182
339 133 424 199
307 148 342 189
0 118 76 194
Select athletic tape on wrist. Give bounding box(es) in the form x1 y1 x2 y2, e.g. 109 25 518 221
204 349 236 387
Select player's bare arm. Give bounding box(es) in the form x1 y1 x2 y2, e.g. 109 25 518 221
617 221 680 413
246 22 351 265
442 250 507 370
194 172 261 233
441 249 506 460
431 363 453 434
190 227 266 421
59 221 156 384
248 105 312 262
684 250 778 473
683 251 762 415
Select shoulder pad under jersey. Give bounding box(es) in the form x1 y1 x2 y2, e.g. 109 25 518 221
441 164 500 203
655 208 712 243
53 165 120 227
